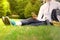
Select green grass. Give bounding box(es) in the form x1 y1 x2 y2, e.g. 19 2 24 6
0 18 60 40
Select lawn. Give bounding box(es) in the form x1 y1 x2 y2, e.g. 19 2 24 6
0 19 60 40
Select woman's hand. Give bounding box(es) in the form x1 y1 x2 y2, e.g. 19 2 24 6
31 12 37 20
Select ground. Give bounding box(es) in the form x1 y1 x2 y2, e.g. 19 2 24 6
0 19 60 40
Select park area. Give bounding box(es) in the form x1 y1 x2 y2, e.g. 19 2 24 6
0 18 60 40
0 0 60 40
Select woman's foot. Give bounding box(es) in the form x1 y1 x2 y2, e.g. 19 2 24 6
2 16 22 26
2 16 10 25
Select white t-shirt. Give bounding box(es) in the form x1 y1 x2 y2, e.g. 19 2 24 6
37 1 60 22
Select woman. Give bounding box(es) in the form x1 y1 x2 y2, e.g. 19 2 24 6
2 0 60 26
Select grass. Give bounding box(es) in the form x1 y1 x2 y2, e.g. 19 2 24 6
0 18 60 40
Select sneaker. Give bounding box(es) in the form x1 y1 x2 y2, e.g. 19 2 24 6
2 16 10 25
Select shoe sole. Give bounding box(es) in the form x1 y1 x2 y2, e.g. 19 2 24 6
2 16 10 25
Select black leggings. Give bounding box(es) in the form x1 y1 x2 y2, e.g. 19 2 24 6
21 18 47 26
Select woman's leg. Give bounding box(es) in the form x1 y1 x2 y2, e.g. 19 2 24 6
21 18 46 26
2 16 46 26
